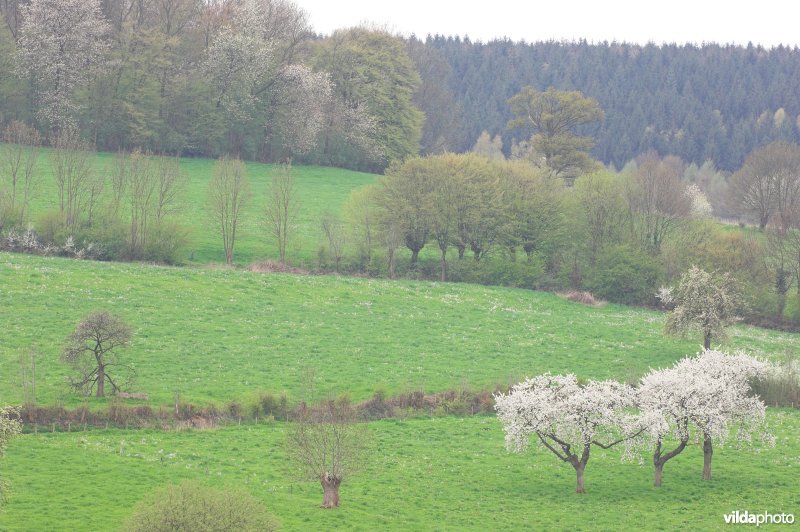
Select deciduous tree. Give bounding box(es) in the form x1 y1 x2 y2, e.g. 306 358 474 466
0 121 40 225
494 374 641 494
15 0 110 132
507 87 604 181
264 162 298 263
0 406 21 505
661 266 743 349
61 311 134 398
208 156 249 265
287 399 369 508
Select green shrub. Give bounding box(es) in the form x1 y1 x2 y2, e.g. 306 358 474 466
122 480 279 532
585 245 663 305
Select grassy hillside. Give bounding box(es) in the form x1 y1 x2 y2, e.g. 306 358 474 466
1 252 797 407
14 148 378 265
1 412 796 531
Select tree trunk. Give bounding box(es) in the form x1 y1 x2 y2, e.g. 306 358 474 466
410 248 420 267
320 474 341 508
654 463 664 487
96 364 105 397
575 464 586 494
456 244 465 260
703 332 711 350
702 436 713 480
440 248 448 282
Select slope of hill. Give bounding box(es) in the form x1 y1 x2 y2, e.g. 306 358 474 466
1 252 796 407
13 151 378 265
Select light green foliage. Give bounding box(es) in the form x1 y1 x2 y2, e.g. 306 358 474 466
315 27 424 170
507 87 604 180
122 480 278 532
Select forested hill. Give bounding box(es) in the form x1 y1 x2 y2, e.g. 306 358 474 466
423 37 800 171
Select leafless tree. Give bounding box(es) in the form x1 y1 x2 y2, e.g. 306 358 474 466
127 149 156 257
264 161 298 263
0 121 40 224
320 210 345 272
287 399 369 509
61 310 134 398
626 151 692 254
51 127 95 229
208 156 249 265
729 142 800 230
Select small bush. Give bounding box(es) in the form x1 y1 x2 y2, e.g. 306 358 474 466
123 480 279 532
752 360 800 408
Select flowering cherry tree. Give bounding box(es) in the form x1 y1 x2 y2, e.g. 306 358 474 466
673 350 771 480
637 350 771 485
0 406 22 504
494 374 642 493
662 266 743 349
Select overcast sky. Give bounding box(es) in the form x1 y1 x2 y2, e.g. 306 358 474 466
292 0 798 48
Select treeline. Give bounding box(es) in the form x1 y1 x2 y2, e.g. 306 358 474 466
325 149 800 326
0 124 189 263
425 37 800 171
3 1 800 174
0 0 422 172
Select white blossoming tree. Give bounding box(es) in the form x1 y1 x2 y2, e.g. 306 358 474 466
0 406 22 504
674 350 771 480
664 266 743 349
15 0 109 132
494 374 642 493
637 350 771 485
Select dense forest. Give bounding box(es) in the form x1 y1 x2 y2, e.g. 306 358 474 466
2 0 800 173
423 37 800 171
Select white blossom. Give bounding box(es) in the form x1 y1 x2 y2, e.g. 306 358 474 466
685 183 713 218
495 374 641 492
15 0 109 131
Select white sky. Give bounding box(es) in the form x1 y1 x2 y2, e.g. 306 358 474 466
293 0 799 48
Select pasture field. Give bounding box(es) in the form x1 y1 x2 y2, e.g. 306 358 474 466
12 147 378 265
0 412 797 531
2 252 797 407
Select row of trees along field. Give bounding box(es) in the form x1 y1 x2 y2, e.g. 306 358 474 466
2 121 800 325
2 0 800 172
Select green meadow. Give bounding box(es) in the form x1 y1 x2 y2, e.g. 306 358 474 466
17 148 378 265
0 413 797 531
1 154 799 530
2 252 797 407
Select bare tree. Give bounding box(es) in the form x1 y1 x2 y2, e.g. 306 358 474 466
51 127 95 229
343 185 379 267
208 156 249 265
729 142 800 230
264 162 298 263
320 210 345 272
626 151 692 254
61 310 134 398
0 121 41 224
287 399 369 508
127 149 156 257
153 154 185 223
